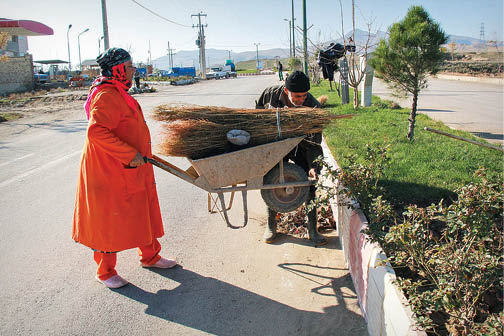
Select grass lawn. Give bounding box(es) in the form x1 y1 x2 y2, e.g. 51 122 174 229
0 112 23 122
311 80 503 209
235 58 290 72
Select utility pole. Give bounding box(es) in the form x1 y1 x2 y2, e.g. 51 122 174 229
192 12 207 79
284 19 292 57
148 40 152 65
254 43 260 70
228 50 231 60
291 0 295 58
302 0 308 75
167 42 176 70
101 0 110 50
66 24 72 75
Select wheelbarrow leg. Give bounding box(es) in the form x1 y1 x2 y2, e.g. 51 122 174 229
242 190 248 227
217 191 248 229
208 191 235 213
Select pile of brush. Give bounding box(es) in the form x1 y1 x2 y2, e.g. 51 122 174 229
153 104 348 159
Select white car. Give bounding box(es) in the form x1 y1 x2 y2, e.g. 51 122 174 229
206 67 229 79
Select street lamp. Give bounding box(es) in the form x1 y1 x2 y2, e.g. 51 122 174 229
78 28 90 72
254 43 260 70
98 36 104 55
283 19 292 58
67 24 72 77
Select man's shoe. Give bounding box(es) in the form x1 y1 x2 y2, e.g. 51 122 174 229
95 275 129 288
141 257 177 269
308 231 328 246
264 209 278 243
263 226 278 243
307 205 328 246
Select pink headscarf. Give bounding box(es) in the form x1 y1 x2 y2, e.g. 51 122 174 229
84 62 138 120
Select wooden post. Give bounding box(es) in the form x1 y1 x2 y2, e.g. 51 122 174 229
424 127 504 153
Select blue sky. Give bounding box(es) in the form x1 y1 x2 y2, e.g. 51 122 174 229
2 0 502 65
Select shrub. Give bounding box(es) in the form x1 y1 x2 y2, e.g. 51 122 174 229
312 144 503 335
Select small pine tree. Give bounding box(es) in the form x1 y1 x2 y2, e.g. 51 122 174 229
369 6 448 140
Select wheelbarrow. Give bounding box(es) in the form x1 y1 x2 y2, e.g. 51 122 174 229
145 136 315 229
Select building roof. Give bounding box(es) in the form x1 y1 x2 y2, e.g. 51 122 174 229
0 19 53 36
81 59 99 67
34 60 68 64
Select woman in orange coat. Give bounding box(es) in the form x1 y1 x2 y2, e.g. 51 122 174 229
73 48 176 289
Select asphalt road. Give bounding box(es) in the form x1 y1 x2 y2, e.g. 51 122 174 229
372 76 504 144
0 76 366 336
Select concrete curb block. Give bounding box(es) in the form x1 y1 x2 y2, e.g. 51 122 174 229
321 137 426 336
435 74 503 85
237 72 275 76
170 79 197 86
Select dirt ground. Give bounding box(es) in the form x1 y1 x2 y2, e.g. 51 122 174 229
0 90 90 139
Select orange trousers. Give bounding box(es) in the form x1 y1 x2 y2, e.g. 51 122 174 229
93 238 162 280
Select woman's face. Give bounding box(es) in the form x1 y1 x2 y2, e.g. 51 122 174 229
124 60 136 81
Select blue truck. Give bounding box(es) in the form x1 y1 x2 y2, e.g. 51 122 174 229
167 67 196 78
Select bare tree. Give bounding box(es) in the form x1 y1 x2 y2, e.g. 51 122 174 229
338 0 375 108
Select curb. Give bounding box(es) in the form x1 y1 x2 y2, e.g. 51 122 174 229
435 74 503 85
321 137 426 336
237 72 275 76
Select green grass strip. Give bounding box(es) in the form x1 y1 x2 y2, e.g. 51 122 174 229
312 80 503 207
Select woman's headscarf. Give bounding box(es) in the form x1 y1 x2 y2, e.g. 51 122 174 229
84 48 137 120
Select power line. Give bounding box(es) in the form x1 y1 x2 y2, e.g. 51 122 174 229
130 0 191 28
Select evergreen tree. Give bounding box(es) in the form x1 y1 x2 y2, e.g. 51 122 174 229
369 6 448 140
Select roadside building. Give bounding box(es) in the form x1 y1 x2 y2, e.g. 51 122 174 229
81 59 101 78
0 18 53 94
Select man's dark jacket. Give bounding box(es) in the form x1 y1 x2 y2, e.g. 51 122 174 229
255 84 323 174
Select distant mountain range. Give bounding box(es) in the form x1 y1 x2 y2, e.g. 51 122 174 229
152 29 497 70
153 48 291 70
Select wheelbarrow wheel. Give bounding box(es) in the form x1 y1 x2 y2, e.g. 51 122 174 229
261 162 309 213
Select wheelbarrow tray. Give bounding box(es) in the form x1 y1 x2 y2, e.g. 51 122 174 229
188 136 304 190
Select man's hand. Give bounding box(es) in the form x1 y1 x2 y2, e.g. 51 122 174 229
129 152 145 168
308 168 318 180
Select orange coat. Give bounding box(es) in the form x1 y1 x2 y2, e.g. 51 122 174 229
72 86 164 252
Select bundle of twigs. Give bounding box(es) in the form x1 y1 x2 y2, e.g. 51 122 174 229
153 104 350 159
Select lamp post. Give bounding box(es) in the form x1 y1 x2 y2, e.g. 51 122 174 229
78 28 90 72
67 24 72 77
254 43 260 70
98 36 104 55
283 19 292 57
291 0 295 57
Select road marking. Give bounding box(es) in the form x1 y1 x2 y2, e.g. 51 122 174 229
0 153 35 168
0 150 81 189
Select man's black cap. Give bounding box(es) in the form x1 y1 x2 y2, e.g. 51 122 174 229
285 70 310 92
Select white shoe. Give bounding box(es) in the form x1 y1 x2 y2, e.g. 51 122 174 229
95 274 129 288
141 257 177 269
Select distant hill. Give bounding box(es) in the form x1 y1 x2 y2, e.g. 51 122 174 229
153 48 291 70
152 29 499 70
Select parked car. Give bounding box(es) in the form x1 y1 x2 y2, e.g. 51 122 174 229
34 73 48 83
206 67 228 79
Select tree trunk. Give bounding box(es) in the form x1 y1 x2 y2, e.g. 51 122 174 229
353 86 359 108
407 92 418 140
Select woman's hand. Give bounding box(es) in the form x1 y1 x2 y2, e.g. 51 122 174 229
308 168 318 180
129 152 145 168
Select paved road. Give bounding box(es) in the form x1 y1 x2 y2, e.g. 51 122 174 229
372 76 504 144
0 76 366 336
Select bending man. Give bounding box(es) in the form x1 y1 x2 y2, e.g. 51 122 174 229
255 71 327 246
